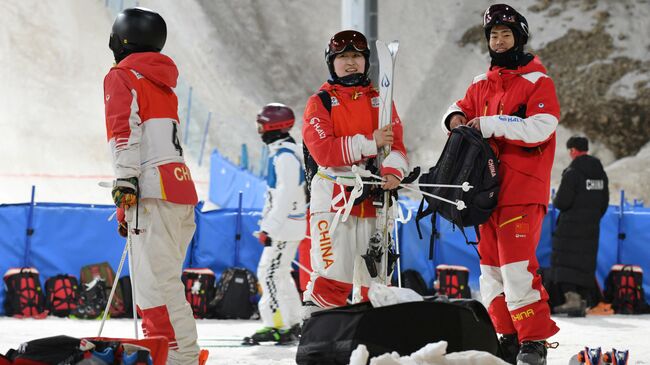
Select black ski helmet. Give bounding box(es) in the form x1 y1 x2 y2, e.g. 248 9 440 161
109 7 167 63
483 4 529 46
325 30 371 82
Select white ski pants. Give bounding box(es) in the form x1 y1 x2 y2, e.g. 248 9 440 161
257 239 303 329
126 198 199 365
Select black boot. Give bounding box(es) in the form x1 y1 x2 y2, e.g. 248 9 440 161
242 326 299 346
516 341 547 365
498 333 519 364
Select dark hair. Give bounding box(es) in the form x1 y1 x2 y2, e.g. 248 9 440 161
566 136 589 151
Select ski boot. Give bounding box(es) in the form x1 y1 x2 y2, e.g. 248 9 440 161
498 333 519 364
242 327 299 346
362 232 383 278
602 349 629 365
386 246 400 278
576 347 602 365
516 340 557 365
554 291 587 317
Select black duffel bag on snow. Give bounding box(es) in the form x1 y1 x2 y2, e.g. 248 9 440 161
296 297 499 364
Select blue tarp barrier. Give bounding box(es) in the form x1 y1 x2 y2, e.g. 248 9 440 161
208 149 266 209
1 200 649 316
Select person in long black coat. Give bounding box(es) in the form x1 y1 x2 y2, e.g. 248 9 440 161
550 136 609 316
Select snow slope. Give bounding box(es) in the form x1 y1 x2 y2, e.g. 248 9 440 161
2 0 648 205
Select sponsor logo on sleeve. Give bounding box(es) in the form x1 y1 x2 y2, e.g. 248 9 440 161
498 116 523 123
309 117 326 139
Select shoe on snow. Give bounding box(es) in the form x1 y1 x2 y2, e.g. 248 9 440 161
243 327 298 346
553 291 586 317
498 333 519 364
516 341 548 365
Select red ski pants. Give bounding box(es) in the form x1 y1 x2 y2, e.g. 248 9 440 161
478 204 559 342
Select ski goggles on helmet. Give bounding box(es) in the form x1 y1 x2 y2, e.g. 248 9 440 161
483 4 518 28
328 30 369 54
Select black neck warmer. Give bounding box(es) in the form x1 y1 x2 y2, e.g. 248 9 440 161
329 73 370 87
262 132 293 145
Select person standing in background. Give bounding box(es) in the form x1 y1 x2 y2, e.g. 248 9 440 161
550 136 609 316
104 8 201 364
244 103 306 345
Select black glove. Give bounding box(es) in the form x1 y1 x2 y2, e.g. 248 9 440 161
111 177 138 209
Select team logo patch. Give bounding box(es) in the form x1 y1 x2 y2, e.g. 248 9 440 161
371 97 380 108
538 103 544 108
331 96 339 106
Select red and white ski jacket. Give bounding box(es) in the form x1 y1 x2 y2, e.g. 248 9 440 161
103 52 197 205
441 56 560 207
303 82 408 217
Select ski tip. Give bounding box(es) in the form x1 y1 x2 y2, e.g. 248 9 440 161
198 349 209 365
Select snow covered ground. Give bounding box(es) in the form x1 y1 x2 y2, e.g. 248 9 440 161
1 315 649 364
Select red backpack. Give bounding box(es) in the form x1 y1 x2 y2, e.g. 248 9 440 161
435 264 472 299
45 274 79 317
604 264 649 314
3 268 47 318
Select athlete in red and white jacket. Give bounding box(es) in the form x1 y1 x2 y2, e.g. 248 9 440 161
441 5 559 363
302 30 408 309
104 8 200 365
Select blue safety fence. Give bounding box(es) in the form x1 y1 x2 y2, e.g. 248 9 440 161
1 199 649 316
208 149 266 209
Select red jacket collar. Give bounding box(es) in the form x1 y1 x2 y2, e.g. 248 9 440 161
116 52 178 88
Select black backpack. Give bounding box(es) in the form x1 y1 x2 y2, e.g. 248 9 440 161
44 274 79 317
416 125 500 257
3 267 47 318
209 267 259 319
399 269 430 296
604 264 649 314
72 277 108 319
181 268 216 319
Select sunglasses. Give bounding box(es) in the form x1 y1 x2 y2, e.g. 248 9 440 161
483 4 518 27
329 30 368 54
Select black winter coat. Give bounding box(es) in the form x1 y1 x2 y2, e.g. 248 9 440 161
550 155 609 287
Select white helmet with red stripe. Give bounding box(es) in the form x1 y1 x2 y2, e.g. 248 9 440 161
256 103 295 134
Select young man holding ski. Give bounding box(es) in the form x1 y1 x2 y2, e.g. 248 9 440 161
103 8 201 365
244 103 306 345
302 30 408 310
441 4 560 364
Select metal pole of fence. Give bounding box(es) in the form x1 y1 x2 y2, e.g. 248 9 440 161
198 111 212 166
240 144 249 170
119 0 124 11
184 86 193 145
24 185 36 267
234 191 243 267
617 190 626 263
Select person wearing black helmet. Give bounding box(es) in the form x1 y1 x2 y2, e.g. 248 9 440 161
550 136 609 316
302 30 408 310
440 4 560 364
103 8 201 365
243 103 306 345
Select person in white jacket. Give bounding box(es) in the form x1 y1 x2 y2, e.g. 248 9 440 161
244 103 307 345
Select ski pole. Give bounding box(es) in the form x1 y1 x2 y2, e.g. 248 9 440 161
129 194 140 339
98 237 129 337
400 184 466 210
